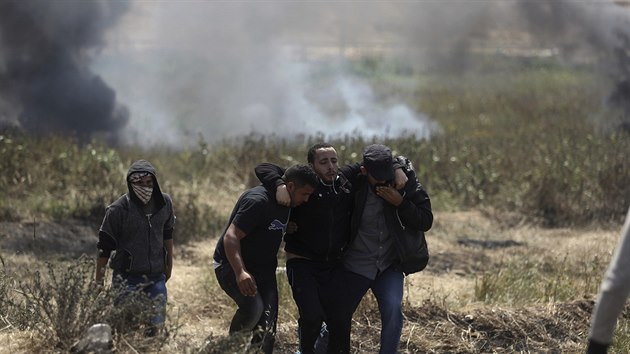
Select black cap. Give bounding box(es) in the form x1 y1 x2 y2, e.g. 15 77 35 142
362 144 394 181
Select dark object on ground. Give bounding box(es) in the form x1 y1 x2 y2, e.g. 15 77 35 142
457 238 525 249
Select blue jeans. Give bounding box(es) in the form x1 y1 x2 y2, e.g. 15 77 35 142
327 266 404 354
215 263 278 354
112 271 167 327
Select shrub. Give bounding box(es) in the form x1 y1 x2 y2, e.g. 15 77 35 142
2 58 629 230
1 257 175 351
474 255 605 305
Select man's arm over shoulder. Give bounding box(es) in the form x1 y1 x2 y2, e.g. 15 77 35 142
339 162 361 183
394 155 413 171
255 163 287 191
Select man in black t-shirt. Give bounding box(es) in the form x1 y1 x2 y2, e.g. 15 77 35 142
213 164 318 354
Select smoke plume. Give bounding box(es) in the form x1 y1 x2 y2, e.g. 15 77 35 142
2 1 629 145
0 0 129 142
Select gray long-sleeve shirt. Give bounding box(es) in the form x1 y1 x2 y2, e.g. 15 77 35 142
589 206 630 345
343 186 397 280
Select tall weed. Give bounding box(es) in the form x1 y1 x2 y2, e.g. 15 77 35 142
474 255 605 306
2 59 629 230
1 257 175 351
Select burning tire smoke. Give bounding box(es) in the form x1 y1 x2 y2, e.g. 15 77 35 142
1 1 629 146
0 0 129 143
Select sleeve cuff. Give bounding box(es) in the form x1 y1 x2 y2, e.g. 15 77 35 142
164 228 174 240
97 249 112 258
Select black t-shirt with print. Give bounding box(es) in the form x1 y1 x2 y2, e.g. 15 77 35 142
213 185 290 273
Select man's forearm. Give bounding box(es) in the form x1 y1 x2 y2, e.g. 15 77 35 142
165 239 174 280
255 163 286 190
95 257 109 283
224 234 246 275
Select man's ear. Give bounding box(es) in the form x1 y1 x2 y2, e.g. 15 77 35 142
359 166 368 175
285 181 295 193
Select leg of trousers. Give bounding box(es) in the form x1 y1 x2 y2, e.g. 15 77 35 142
215 264 278 353
112 272 168 328
251 271 278 354
287 259 333 354
371 267 404 354
326 266 371 354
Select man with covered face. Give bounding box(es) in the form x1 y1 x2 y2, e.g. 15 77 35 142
95 159 176 335
329 144 433 354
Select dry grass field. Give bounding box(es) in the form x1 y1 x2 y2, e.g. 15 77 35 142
0 210 621 353
1 53 628 353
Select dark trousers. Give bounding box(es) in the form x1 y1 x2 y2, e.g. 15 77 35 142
215 263 278 354
112 271 167 330
286 258 336 354
327 266 404 354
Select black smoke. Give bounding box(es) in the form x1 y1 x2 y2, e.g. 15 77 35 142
516 0 630 131
0 0 129 143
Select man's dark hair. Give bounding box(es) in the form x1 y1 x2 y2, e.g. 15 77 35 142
283 164 318 188
307 142 335 164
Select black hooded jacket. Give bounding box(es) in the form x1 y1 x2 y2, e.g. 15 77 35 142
349 165 433 274
255 163 361 263
255 157 408 263
97 160 175 275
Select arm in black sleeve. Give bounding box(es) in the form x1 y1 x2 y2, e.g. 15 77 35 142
163 227 174 240
394 155 414 172
97 230 116 258
97 206 121 258
254 163 287 192
339 162 361 184
163 195 175 241
396 168 433 232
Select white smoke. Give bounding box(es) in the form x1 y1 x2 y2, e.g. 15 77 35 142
93 1 446 146
91 0 630 146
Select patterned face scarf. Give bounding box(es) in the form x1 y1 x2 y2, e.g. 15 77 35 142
129 172 153 204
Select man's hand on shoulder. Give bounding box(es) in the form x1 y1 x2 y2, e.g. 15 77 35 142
276 184 291 206
393 168 408 190
287 221 298 234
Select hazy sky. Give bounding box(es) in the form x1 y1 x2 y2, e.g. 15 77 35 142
1 0 628 146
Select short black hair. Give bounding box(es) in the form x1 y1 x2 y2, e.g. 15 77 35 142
307 142 335 164
283 164 318 188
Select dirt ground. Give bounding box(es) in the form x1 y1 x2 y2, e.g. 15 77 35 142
0 210 622 353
